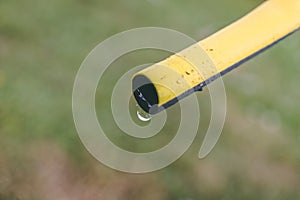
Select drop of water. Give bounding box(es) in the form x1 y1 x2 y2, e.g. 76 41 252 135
136 105 151 122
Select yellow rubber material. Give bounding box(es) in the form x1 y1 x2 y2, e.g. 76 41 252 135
133 0 300 110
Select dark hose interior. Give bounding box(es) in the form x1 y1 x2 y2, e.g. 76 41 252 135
132 75 159 114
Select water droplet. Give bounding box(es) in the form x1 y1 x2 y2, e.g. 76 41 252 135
136 105 151 122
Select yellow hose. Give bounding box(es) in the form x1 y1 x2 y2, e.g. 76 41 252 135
132 0 300 113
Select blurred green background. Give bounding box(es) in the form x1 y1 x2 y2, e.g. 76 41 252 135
1 0 300 199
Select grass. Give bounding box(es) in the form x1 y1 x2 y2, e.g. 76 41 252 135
1 0 300 199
